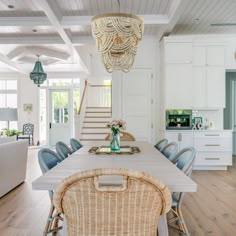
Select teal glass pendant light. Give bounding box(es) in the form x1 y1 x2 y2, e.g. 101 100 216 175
30 56 47 87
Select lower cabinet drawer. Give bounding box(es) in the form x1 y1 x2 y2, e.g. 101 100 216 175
194 152 232 166
194 138 232 151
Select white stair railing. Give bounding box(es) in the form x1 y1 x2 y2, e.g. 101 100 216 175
74 80 88 140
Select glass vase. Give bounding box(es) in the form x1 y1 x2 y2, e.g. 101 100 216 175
110 131 120 151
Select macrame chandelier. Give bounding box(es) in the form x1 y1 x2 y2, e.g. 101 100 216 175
91 13 144 73
30 56 47 87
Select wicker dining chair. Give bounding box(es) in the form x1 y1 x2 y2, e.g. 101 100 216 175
53 168 172 236
56 141 73 160
154 138 168 151
105 131 136 141
70 138 83 152
168 147 196 236
161 142 178 162
38 148 63 236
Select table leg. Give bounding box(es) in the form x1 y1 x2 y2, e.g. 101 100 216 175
158 215 169 236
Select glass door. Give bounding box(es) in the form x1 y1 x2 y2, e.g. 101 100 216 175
49 89 72 146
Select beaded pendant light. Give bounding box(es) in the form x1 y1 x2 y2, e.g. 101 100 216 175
30 56 47 87
91 13 144 73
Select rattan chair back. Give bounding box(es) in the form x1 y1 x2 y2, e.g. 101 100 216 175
53 168 172 236
105 131 136 141
154 138 168 151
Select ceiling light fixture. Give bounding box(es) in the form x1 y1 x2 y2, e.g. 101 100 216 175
91 10 144 73
30 56 47 87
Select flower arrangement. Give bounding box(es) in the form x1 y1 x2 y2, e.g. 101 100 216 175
107 119 126 134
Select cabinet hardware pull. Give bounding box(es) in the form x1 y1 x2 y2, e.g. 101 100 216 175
205 134 220 136
205 158 220 160
205 144 220 146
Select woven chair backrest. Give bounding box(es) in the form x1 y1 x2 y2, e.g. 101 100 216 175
154 138 168 151
56 141 73 160
70 138 83 152
53 168 172 236
161 142 178 161
23 123 34 135
105 131 136 141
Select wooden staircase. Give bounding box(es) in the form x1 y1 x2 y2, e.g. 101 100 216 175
80 107 112 141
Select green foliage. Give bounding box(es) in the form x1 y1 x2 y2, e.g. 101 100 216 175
0 129 21 137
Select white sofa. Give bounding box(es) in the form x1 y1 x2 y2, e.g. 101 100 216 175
0 136 16 144
0 140 28 197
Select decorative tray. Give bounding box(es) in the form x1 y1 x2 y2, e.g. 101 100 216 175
88 146 141 155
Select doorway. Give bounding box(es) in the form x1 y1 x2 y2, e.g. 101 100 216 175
224 72 236 155
49 89 72 146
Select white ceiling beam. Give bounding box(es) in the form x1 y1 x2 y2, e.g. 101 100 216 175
0 17 51 26
0 54 28 74
7 46 70 61
61 14 169 26
0 35 93 44
32 0 88 73
157 0 189 40
0 14 169 27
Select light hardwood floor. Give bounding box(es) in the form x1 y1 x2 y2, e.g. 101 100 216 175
0 148 236 236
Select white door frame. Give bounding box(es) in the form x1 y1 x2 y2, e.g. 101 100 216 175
47 87 73 146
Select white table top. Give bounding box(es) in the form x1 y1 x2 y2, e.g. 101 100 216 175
32 141 197 193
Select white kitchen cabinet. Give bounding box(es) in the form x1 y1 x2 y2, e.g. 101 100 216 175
192 45 225 108
165 130 232 170
193 130 232 170
165 64 193 109
165 131 193 151
207 67 225 107
165 43 192 64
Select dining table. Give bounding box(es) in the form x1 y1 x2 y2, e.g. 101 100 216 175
32 141 197 236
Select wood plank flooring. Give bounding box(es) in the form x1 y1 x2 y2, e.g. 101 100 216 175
0 148 236 236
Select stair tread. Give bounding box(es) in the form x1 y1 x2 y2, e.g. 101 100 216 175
86 111 111 113
81 139 105 141
86 107 111 108
84 121 108 123
83 127 108 129
82 132 108 134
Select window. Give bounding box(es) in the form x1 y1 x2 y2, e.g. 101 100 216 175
0 80 17 130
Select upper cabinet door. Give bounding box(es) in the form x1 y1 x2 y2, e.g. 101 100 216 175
193 46 206 66
207 67 225 108
165 64 193 109
207 46 225 66
165 43 192 64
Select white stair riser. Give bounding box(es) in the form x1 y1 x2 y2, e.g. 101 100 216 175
85 112 111 117
81 133 107 139
84 117 111 122
83 122 108 127
82 128 109 133
86 107 111 112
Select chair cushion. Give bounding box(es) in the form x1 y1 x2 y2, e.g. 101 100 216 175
18 135 31 138
172 193 179 207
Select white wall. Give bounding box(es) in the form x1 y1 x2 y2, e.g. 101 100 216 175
18 75 40 144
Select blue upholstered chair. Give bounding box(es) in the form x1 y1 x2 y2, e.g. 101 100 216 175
161 142 178 162
70 138 83 152
38 148 63 235
56 141 73 160
154 138 168 151
168 147 196 236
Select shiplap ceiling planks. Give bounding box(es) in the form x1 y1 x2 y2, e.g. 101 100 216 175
172 0 236 35
1 0 236 73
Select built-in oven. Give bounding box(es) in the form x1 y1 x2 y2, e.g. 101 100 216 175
166 110 192 130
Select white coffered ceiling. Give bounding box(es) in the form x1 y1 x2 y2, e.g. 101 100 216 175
0 0 235 74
